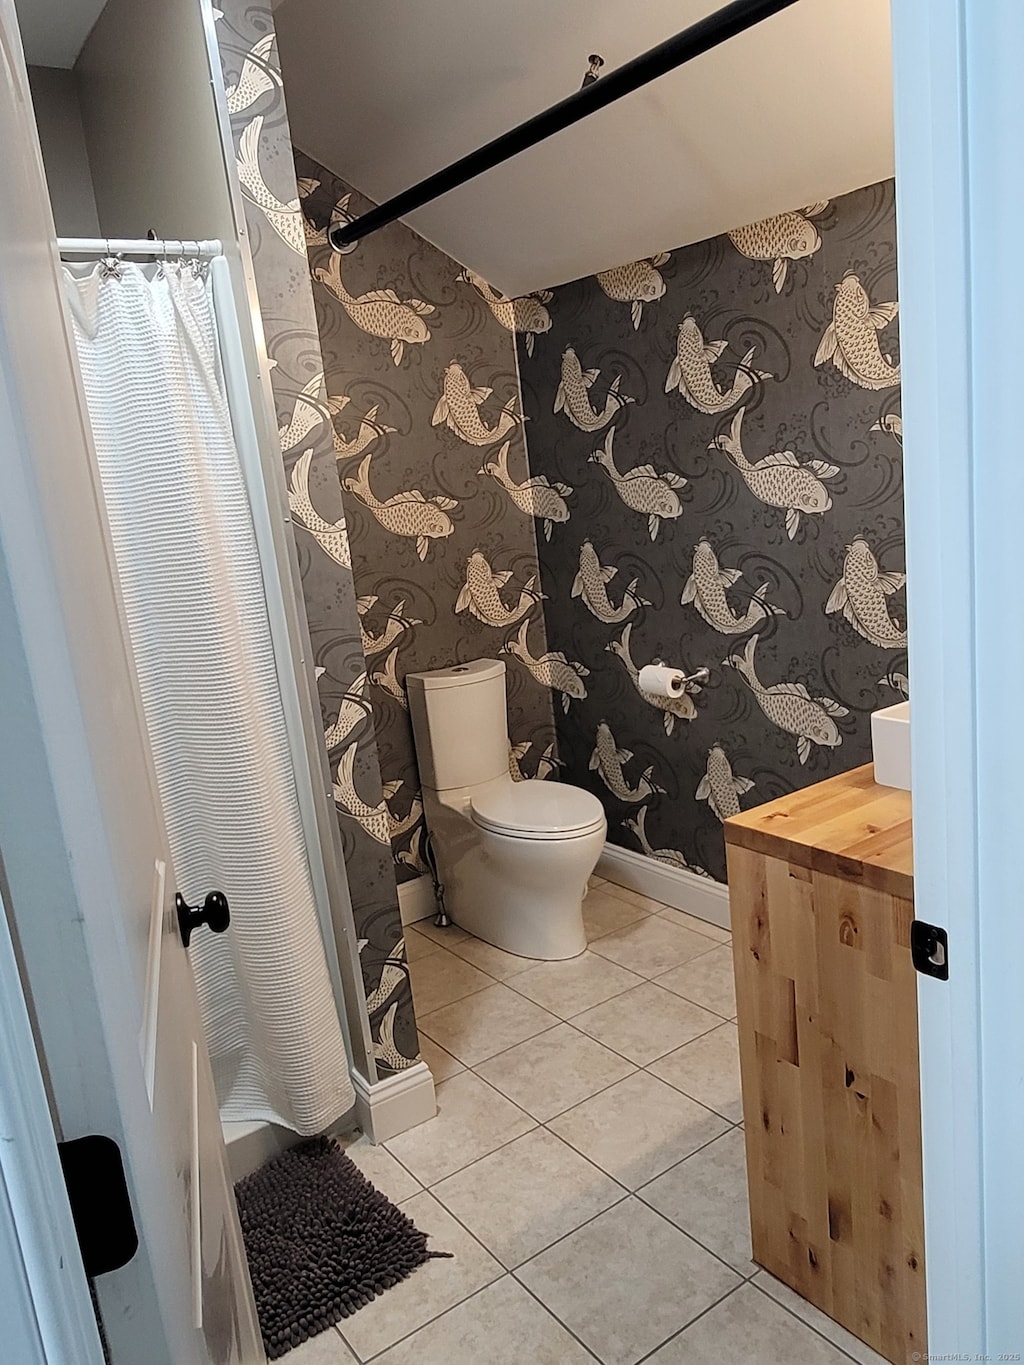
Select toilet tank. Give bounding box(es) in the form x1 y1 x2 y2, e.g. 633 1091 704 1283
407 659 509 791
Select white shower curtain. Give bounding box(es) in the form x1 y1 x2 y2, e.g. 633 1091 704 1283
62 258 353 1135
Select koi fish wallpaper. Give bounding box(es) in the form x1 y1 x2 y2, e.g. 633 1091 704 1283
517 181 905 883
221 0 904 936
214 0 904 1112
215 4 419 1074
295 149 561 887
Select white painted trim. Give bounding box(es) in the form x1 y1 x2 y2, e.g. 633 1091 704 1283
396 842 732 933
222 1069 435 1172
398 875 439 926
222 1118 298 1184
597 843 730 933
890 0 987 1351
0 9 208 1354
0 886 105 1365
963 8 1024 1345
351 1063 436 1145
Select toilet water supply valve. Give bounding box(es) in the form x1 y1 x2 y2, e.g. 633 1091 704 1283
423 830 451 928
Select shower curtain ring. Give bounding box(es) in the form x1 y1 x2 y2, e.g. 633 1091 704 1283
100 239 122 280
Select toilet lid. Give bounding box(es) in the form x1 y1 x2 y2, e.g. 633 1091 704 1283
471 780 606 840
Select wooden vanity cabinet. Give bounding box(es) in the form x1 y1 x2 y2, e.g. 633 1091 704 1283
724 764 925 1364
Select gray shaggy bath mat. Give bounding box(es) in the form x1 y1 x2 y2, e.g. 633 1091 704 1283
235 1135 449 1359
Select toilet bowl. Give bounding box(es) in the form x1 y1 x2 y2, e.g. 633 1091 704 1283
407 659 606 960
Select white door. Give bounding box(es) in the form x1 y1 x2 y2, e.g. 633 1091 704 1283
0 6 264 1363
892 0 1024 1353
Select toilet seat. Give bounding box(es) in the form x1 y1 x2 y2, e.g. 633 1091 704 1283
471 779 605 841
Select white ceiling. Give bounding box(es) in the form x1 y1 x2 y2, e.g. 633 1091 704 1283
14 0 106 67
275 0 894 297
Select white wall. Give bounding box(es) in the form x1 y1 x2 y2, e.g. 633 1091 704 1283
275 0 895 296
25 66 99 236
74 0 235 239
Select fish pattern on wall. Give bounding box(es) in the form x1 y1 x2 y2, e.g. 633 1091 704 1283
215 6 418 1073
517 180 905 884
295 150 560 883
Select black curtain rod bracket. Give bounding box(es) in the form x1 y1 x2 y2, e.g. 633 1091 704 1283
329 0 801 251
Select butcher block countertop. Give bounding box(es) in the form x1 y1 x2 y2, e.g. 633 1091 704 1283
724 763 913 900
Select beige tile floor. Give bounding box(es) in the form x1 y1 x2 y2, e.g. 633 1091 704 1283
289 878 887 1365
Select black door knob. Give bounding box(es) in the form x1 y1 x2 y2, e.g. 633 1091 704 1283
176 890 230 948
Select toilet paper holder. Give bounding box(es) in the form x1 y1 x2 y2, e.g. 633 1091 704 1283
637 662 711 700
653 664 710 687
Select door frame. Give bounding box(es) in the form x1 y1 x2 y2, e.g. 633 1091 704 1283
0 878 105 1365
0 1 264 1357
2 0 1018 1356
892 0 1023 1352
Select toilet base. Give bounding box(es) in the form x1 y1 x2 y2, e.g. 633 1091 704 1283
422 790 605 960
449 877 589 962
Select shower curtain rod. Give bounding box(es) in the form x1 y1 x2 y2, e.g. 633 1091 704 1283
57 237 223 259
329 0 801 250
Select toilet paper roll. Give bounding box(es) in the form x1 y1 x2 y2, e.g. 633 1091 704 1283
638 663 686 698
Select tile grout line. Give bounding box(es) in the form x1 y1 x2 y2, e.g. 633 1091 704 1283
387 1052 738 1194
363 1190 621 1365
748 1277 876 1365
420 890 727 957
498 1120 745 1275
585 935 725 980
477 944 731 1026
470 972 731 1061
415 1053 737 1189
417 1016 565 1072
389 1110 567 1198
509 1275 605 1362
365 901 872 1363
396 933 740 1191
416 962 733 1075
438 1122 633 1201
545 1011 728 1087
416 982 734 1079
638 1056 743 1124
474 1056 639 1127
626 1115 746 1192
630 1167 755 1286
412 908 729 1004
392 1143 619 1364
354 1268 605 1365
595 880 730 932
385 898 751 1359
409 973 497 1018
352 1273 505 1364
503 968 650 1016
404 1133 630 1263
388 1089 743 1279
523 1183 746 1296
384 1075 543 1187
424 1002 731 1083
631 1279 749 1364
344 1259 871 1365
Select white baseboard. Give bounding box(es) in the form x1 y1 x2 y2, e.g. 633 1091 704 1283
221 1065 436 1170
398 874 438 926
222 1117 299 1183
352 1060 436 1144
597 842 731 932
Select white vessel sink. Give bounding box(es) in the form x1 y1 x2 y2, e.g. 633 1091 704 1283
871 701 910 791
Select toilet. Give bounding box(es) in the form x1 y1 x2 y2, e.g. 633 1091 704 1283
407 659 607 960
